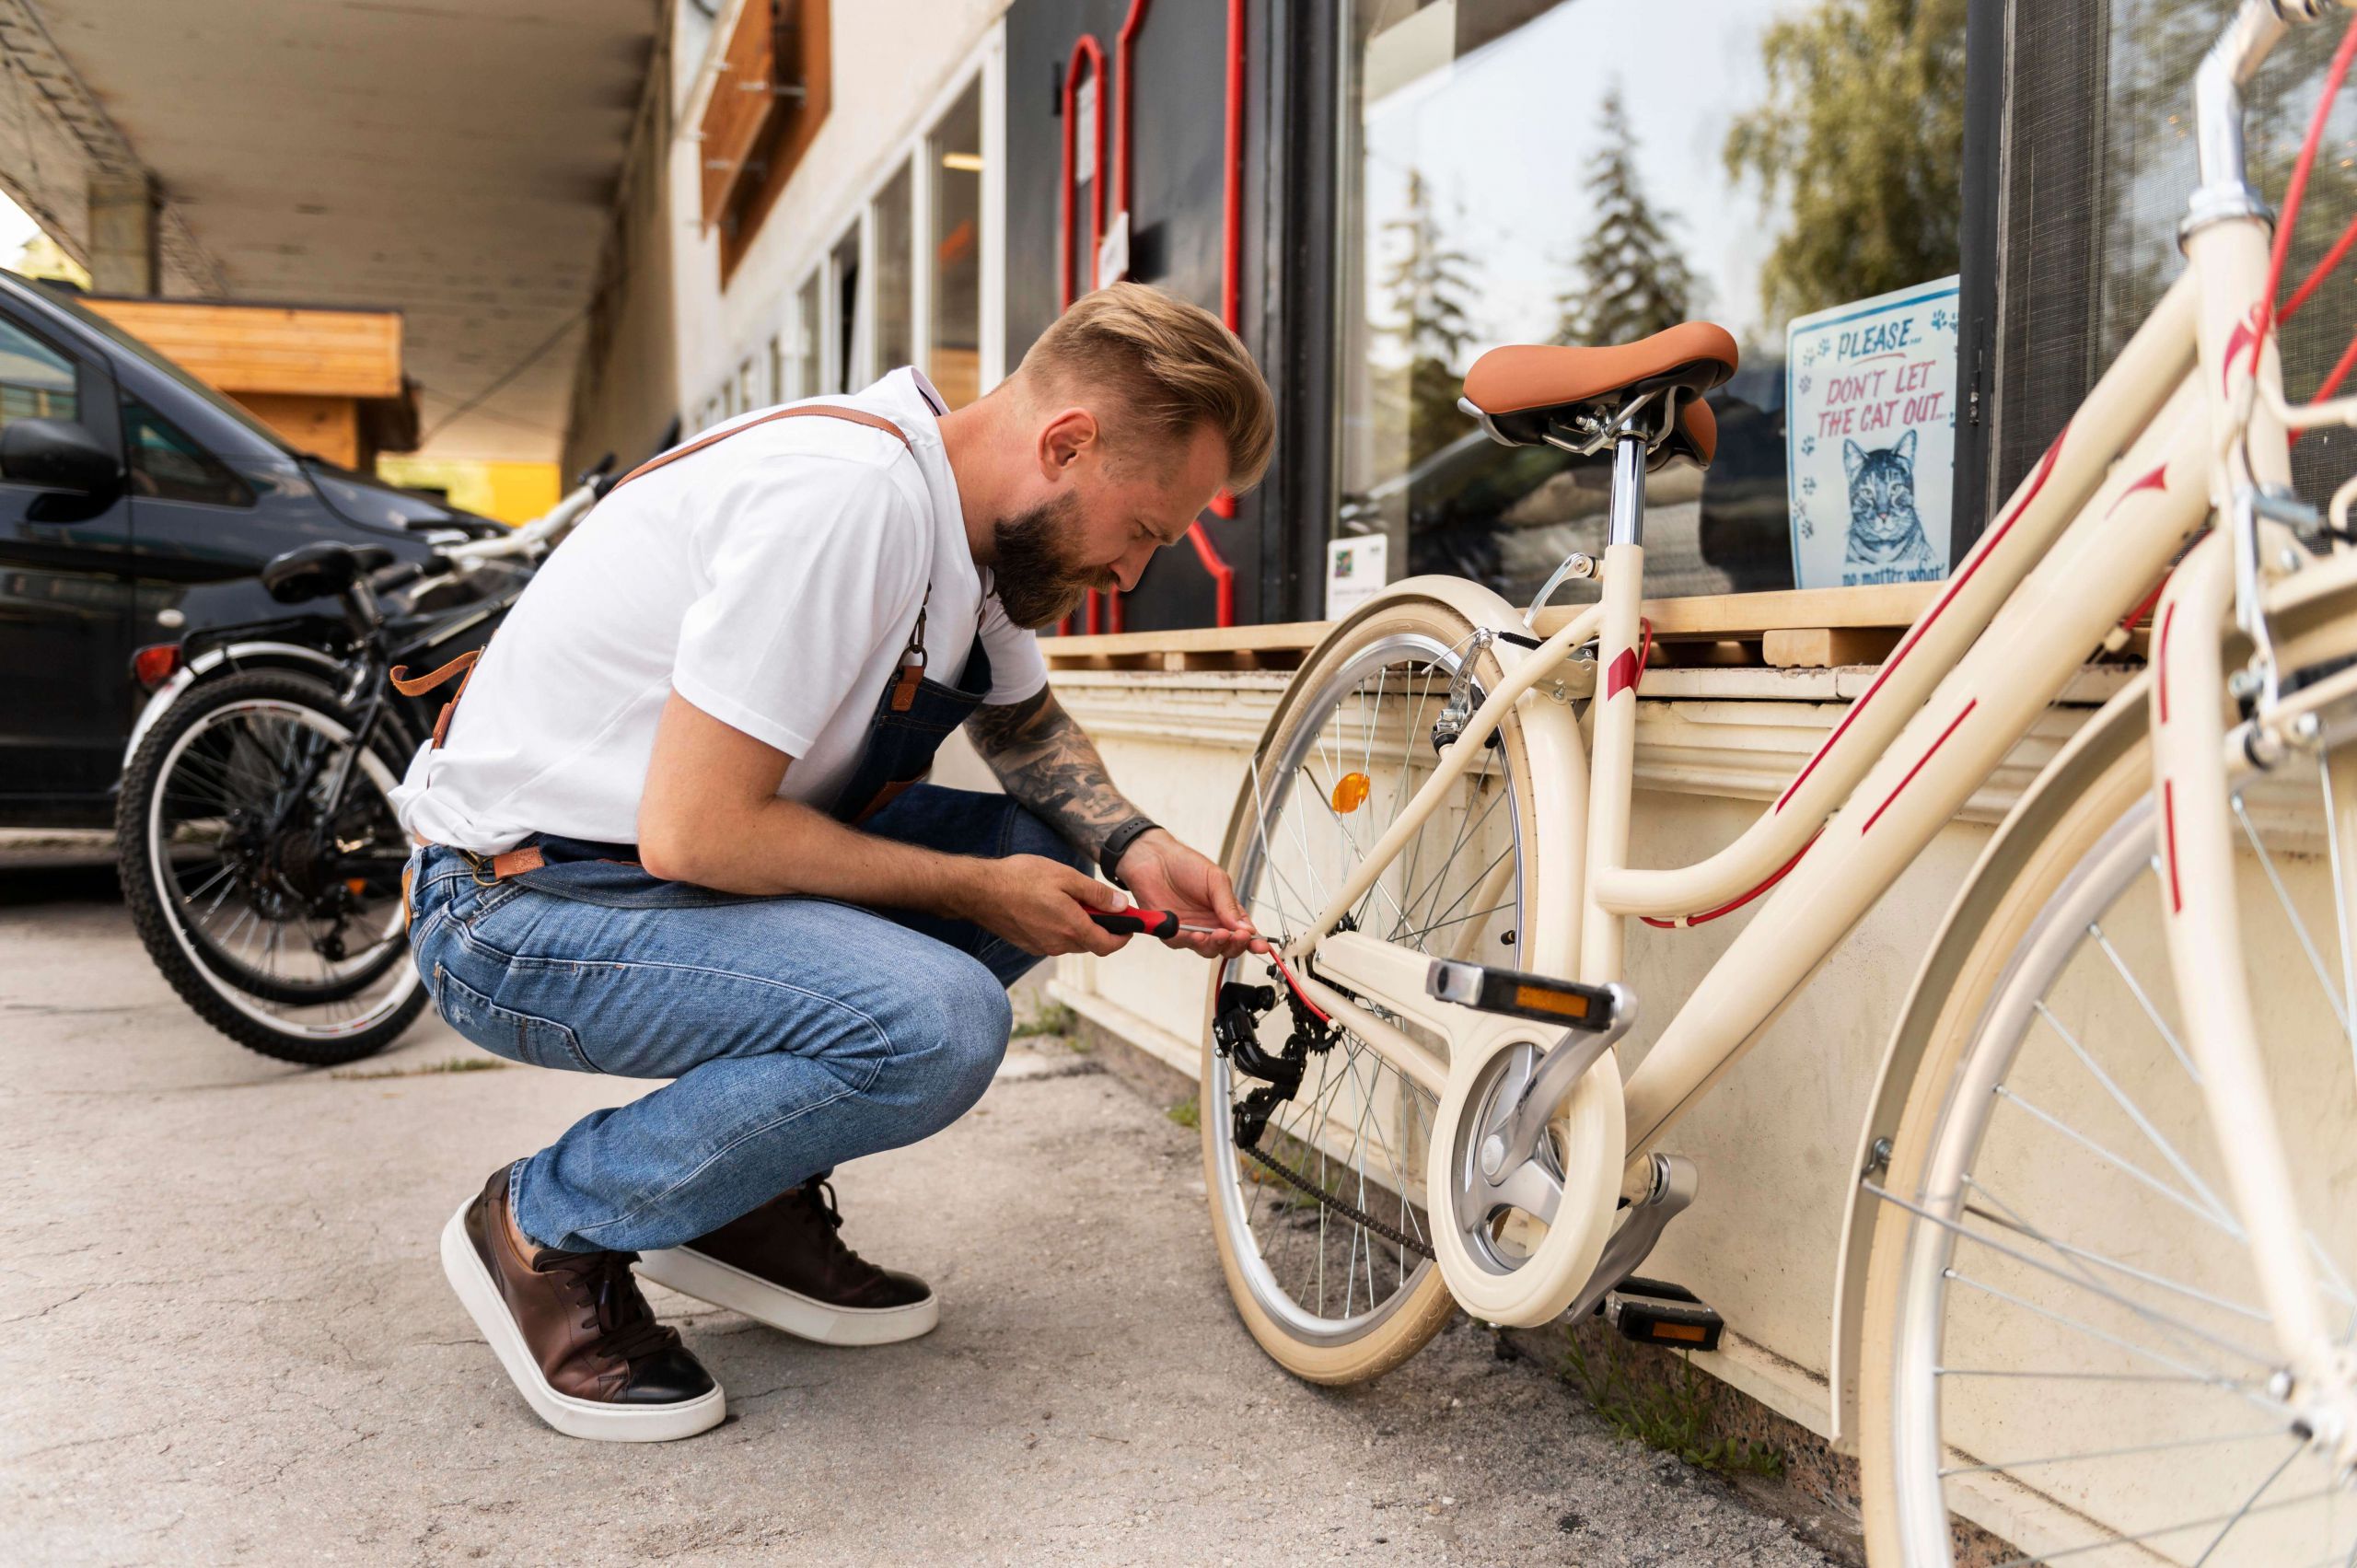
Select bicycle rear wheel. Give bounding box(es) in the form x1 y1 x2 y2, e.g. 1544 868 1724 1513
1200 586 1571 1383
116 669 427 1065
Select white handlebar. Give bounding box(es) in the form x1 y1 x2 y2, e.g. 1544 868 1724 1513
439 481 600 565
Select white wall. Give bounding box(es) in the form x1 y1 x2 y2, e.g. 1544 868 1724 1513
667 0 1009 425
1039 666 2122 1442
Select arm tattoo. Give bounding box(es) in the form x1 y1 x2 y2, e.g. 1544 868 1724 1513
965 688 1140 855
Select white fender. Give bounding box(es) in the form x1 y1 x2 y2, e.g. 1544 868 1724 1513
1825 669 2151 1444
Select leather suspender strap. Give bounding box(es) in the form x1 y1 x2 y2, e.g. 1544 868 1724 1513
610 404 912 491
389 646 486 749
393 404 920 754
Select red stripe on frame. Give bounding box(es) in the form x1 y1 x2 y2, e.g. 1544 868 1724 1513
2103 462 2169 519
1606 648 1641 699
1862 699 1978 835
2157 602 2176 724
2164 779 2183 913
1639 830 1821 930
1774 424 2069 814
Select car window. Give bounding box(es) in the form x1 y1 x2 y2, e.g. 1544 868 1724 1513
25 278 297 459
122 398 254 507
0 315 80 432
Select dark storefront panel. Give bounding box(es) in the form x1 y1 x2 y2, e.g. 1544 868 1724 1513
1995 1 2357 509
1006 0 1279 631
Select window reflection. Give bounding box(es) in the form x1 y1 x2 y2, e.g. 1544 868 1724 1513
0 318 78 432
929 79 985 409
795 272 821 399
831 226 860 391
873 162 914 375
2000 1 2357 505
122 400 254 508
1338 0 1965 607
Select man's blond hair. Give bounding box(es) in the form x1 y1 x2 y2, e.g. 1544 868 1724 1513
1019 282 1274 493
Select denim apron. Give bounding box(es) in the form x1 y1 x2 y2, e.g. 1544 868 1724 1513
394 403 992 913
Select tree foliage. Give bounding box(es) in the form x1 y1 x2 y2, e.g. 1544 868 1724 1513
1723 0 1968 328
1559 84 1701 346
1378 168 1483 465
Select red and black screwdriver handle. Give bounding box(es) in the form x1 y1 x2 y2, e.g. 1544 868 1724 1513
1089 908 1183 939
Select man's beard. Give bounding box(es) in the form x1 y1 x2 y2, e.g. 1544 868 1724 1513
990 492 1105 630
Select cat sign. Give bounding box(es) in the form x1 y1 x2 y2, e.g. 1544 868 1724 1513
1783 277 1960 590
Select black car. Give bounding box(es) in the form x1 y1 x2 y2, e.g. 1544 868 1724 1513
0 268 525 828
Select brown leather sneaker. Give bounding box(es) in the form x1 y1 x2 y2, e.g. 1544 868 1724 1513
636 1173 938 1346
439 1165 726 1441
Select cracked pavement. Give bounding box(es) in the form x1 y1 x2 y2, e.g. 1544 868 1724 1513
2 858 1840 1565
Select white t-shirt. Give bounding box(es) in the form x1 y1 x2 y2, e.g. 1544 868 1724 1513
389 369 1047 854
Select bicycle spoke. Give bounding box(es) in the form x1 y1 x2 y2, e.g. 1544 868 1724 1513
2032 1000 2242 1234
1986 1484 2340 1568
1866 1182 2275 1367
2234 794 2354 1036
2187 1436 2305 1566
1993 1082 2243 1239
1943 1270 2263 1401
1938 1426 2284 1477
2089 918 2203 1086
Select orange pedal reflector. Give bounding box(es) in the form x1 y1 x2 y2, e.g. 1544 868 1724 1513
1331 771 1371 814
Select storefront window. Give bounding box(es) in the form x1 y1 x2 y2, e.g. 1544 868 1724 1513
872 162 914 376
1336 0 1966 609
795 272 821 399
928 79 985 409
830 226 859 392
1998 1 2357 505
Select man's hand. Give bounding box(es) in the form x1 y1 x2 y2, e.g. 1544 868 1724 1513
957 854 1133 958
1111 830 1263 959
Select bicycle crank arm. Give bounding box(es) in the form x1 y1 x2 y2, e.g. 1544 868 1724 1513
1563 1154 1699 1325
1431 960 1635 1178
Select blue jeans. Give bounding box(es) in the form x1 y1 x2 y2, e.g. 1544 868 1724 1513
403 785 1086 1252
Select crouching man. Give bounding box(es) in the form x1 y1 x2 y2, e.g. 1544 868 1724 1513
389 284 1273 1441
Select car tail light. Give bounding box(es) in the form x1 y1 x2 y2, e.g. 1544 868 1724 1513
133 645 181 690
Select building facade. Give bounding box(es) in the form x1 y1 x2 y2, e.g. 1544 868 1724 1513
571 0 2357 634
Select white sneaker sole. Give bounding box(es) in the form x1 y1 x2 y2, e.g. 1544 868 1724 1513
439 1202 726 1442
636 1246 939 1346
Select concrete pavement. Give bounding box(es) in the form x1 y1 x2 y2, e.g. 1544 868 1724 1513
2 858 1840 1566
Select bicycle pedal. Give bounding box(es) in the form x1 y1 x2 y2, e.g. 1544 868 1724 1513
1426 958 1621 1030
1604 1279 1724 1352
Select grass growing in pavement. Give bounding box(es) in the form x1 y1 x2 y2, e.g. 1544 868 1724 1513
1009 1001 1077 1040
331 1056 509 1081
1166 1097 1201 1129
1561 1329 1784 1479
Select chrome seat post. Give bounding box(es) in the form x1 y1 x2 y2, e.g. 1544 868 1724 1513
1607 431 1647 549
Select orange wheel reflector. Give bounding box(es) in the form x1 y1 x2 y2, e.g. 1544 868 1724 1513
345 877 368 897
1331 771 1372 814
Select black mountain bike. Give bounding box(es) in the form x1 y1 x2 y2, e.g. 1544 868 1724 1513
115 462 611 1064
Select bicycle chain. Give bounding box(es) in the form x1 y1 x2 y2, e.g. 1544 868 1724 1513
1237 1139 1436 1262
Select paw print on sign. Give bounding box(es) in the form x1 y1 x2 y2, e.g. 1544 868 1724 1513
1801 475 1817 497
1930 307 1955 332
1798 374 1812 397
1801 435 1817 458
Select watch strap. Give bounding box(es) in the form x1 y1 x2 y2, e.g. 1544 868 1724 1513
1098 816 1161 888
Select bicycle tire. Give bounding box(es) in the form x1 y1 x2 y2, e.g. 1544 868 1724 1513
1198 583 1576 1384
115 668 429 1066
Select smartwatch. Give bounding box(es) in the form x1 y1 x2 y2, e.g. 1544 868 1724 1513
1098 815 1161 889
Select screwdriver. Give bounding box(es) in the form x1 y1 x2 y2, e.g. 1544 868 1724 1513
1090 909 1234 938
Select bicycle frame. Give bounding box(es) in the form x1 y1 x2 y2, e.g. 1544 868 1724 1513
1285 264 2216 1144
1260 0 2357 1410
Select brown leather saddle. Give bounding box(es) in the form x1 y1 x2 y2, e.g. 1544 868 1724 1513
1460 319 1740 469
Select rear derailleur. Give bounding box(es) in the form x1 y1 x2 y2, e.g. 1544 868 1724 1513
1213 970 1337 1155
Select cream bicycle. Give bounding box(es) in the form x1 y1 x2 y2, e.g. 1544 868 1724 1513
1197 3 2357 1561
